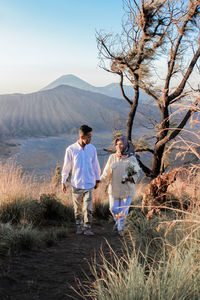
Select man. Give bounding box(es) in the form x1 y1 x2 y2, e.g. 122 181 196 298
62 125 101 235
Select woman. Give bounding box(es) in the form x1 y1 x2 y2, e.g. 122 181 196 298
101 136 141 235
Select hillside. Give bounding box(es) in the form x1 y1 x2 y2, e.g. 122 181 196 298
0 85 130 138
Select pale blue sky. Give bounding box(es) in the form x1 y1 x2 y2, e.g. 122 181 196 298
0 0 124 94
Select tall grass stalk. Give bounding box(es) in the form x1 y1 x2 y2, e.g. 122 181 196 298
82 239 200 300
0 159 56 203
0 159 73 205
77 197 200 299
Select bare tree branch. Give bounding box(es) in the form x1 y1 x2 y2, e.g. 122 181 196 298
168 46 200 103
119 72 133 105
155 99 200 150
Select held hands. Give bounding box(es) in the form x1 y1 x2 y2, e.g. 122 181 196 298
62 181 101 192
94 180 100 189
125 177 135 184
62 183 67 193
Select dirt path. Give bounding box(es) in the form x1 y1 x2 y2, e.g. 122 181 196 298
0 222 124 300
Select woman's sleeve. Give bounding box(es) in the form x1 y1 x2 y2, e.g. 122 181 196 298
131 156 142 184
100 155 112 181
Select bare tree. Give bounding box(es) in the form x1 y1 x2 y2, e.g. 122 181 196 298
97 0 200 178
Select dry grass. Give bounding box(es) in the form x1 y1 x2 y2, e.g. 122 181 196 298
169 165 200 206
0 159 72 205
0 159 110 226
0 159 110 227
77 168 200 300
76 224 200 300
0 161 73 254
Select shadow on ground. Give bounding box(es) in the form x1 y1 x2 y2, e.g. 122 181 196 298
0 222 124 300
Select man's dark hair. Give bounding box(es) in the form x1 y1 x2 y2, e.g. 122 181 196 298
79 125 92 136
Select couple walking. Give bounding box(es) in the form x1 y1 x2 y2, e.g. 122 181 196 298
62 125 141 236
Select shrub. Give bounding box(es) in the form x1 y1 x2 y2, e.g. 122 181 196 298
39 193 74 225
14 225 41 251
0 199 24 224
0 223 41 255
0 223 69 254
20 199 42 225
39 193 66 220
43 230 57 247
142 167 200 219
55 227 69 240
0 198 43 226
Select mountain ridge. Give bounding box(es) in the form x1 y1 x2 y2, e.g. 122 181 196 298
0 84 129 139
41 74 141 99
0 75 157 140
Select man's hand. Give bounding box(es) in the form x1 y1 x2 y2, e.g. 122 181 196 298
62 183 67 193
125 177 135 183
94 180 100 189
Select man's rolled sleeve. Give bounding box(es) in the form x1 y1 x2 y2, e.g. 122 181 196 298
93 150 101 180
61 148 72 183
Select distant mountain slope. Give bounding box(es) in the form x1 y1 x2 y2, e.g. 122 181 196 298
41 74 148 100
0 85 130 138
41 74 99 93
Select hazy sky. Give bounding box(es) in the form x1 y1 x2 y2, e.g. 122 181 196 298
0 0 124 94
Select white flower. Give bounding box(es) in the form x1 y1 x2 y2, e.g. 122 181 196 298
121 162 137 183
126 162 137 176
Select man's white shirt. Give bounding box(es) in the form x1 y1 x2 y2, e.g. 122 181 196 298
61 141 101 189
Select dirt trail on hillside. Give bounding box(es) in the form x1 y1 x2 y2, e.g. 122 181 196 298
0 222 124 300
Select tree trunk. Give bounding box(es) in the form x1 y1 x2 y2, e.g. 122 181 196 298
126 103 137 140
152 144 166 177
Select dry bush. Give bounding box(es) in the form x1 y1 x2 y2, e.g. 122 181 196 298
141 167 195 219
169 164 200 198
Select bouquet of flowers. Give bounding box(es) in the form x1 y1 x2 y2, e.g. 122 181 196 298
121 162 137 184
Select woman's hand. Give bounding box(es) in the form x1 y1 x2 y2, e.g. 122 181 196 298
125 177 135 183
62 183 67 193
94 180 100 189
